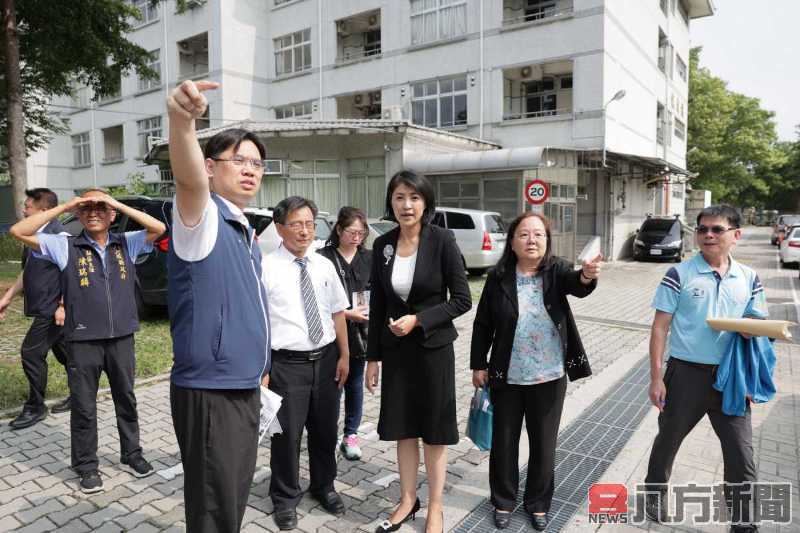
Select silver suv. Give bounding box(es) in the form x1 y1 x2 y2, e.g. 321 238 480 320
431 207 507 276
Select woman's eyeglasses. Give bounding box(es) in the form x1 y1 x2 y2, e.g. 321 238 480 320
343 229 366 238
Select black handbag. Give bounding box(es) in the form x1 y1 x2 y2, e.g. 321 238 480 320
331 250 368 358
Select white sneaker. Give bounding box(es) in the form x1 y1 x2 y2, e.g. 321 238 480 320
339 434 362 461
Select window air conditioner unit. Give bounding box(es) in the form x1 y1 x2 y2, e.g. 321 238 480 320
382 105 403 121
367 14 379 27
354 94 364 105
370 91 381 104
264 159 283 175
337 20 349 35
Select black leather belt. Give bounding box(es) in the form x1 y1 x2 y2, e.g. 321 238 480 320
273 344 331 362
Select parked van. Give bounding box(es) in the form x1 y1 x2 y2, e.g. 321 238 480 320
431 207 506 276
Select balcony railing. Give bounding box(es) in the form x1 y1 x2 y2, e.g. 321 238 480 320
502 6 573 26
336 45 382 64
503 108 570 120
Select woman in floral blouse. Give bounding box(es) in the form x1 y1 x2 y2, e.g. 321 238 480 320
470 212 602 531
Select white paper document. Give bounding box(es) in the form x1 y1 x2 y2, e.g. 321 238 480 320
576 236 602 267
259 386 283 445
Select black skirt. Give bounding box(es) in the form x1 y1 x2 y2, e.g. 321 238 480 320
378 338 459 445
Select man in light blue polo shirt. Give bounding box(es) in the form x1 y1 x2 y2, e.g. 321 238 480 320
643 205 765 532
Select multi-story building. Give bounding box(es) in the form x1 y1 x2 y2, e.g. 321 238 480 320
29 0 714 260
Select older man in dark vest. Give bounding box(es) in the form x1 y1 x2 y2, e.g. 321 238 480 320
0 188 70 429
10 189 166 495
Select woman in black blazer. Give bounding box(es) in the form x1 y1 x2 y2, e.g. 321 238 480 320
471 212 602 531
366 171 471 533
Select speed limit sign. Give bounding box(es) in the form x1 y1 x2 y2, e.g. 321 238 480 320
525 179 549 205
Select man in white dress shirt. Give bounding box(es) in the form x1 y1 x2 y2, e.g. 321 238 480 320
262 196 351 531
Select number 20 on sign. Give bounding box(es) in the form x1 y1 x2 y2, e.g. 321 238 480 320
525 179 549 205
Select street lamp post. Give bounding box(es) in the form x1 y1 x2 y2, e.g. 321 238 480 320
602 89 626 167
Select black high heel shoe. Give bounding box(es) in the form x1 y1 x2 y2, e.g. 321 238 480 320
375 498 421 533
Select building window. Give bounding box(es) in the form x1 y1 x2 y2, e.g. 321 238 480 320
131 0 159 26
196 107 210 130
102 125 124 163
676 54 687 81
674 117 686 140
658 29 669 74
275 101 313 120
656 102 665 145
347 158 385 218
177 33 209 80
274 29 312 76
72 132 92 167
336 10 382 63
97 66 121 104
138 49 161 92
258 160 341 214
137 116 162 157
410 0 467 45
411 75 467 128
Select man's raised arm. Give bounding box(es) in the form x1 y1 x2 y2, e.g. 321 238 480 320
167 80 220 227
9 197 88 252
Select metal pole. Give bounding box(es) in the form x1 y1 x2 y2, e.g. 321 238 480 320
90 102 98 187
318 0 323 119
479 0 484 139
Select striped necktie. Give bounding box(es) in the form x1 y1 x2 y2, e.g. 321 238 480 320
295 257 324 344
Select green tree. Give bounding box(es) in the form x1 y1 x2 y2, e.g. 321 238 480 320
687 47 786 207
1 0 159 219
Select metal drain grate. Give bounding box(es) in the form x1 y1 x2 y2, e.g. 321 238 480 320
452 357 652 533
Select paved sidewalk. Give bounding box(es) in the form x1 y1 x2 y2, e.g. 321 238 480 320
0 227 797 532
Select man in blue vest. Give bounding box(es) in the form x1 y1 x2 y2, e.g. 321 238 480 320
0 188 71 429
166 79 271 532
9 189 166 494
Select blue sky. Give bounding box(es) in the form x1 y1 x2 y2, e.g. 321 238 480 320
691 0 800 141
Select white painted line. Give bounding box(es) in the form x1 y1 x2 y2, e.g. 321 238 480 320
372 473 400 487
156 463 183 480
775 251 800 319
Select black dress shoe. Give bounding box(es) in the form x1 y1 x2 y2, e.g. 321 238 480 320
375 498 420 533
311 490 345 516
9 408 47 430
50 396 71 414
531 513 548 531
494 509 511 529
273 508 298 530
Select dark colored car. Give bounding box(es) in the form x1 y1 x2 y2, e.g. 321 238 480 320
632 216 685 262
63 196 279 317
63 196 172 317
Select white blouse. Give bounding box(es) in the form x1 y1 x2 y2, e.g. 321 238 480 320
391 251 418 301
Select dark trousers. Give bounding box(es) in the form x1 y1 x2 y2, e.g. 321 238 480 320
21 316 69 411
67 335 141 473
171 384 260 533
342 356 366 436
269 344 340 511
645 357 757 522
489 376 567 513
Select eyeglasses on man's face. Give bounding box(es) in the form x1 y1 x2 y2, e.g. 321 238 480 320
211 156 267 172
284 221 316 232
695 225 737 235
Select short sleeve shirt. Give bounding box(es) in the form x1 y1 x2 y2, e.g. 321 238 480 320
651 253 768 365
263 244 350 351
37 230 152 271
